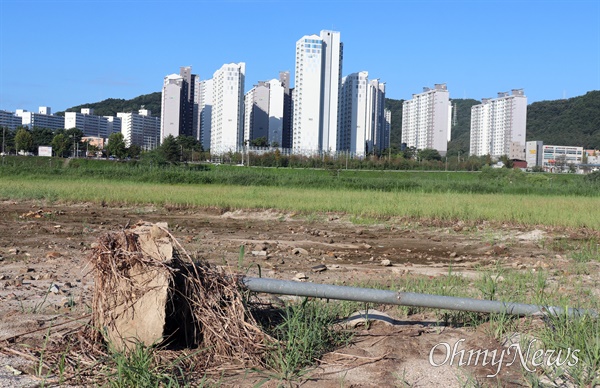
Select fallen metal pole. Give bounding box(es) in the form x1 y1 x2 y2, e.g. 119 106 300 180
243 277 597 318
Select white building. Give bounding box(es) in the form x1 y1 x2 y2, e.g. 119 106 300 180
244 79 285 147
470 89 527 159
338 73 387 157
16 107 65 131
117 109 160 150
293 34 323 153
267 79 285 147
198 79 213 151
366 79 387 154
64 108 121 138
210 62 245 155
384 108 392 152
320 30 342 153
160 66 200 142
338 71 369 157
161 73 184 140
292 30 343 154
526 141 584 172
0 110 22 130
401 84 451 155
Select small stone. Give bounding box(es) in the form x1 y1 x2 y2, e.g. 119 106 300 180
90 242 100 249
392 268 408 275
363 244 372 249
294 272 308 280
292 248 309 255
380 259 392 266
492 244 507 255
49 284 60 294
449 252 457 258
254 243 268 251
46 251 62 259
251 250 267 257
311 264 327 273
326 264 341 269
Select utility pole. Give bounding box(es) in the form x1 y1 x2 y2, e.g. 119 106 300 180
2 126 5 155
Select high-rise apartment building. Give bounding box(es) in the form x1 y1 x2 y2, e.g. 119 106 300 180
470 89 527 159
16 107 65 131
292 30 342 154
64 108 121 138
338 71 369 156
279 71 293 149
244 79 285 147
401 84 452 155
384 108 392 152
338 72 387 157
320 30 342 152
117 109 160 150
160 66 199 142
198 79 213 151
210 63 245 155
366 79 387 154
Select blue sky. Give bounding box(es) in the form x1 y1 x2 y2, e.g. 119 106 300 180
1 0 599 113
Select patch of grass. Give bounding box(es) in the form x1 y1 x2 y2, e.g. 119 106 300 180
260 298 352 384
536 313 600 387
103 342 187 388
571 238 600 263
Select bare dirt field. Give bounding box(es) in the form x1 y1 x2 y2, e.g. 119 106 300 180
0 200 598 387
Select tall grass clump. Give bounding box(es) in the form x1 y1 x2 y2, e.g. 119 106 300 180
260 298 351 383
536 313 600 386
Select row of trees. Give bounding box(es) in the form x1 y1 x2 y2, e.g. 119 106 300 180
1 126 85 157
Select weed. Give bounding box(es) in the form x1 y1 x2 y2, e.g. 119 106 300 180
103 342 186 387
537 313 600 387
261 298 351 384
571 238 600 262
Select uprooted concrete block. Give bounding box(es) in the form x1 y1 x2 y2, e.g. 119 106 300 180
89 221 267 367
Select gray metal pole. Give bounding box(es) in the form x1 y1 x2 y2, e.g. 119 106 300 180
242 277 595 318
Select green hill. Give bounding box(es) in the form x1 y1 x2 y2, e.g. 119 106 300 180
60 92 162 117
62 90 600 151
526 91 600 149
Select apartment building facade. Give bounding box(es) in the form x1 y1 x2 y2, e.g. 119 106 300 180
210 63 245 155
470 89 527 159
401 84 451 155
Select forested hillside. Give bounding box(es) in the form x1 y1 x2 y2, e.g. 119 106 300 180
61 90 600 151
60 92 161 117
526 91 600 149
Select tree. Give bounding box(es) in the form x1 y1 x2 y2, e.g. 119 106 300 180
51 134 69 157
31 127 54 149
106 132 127 159
250 137 268 147
14 128 33 154
499 155 514 169
127 144 142 159
176 135 203 162
160 135 179 164
402 146 417 160
417 148 442 161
